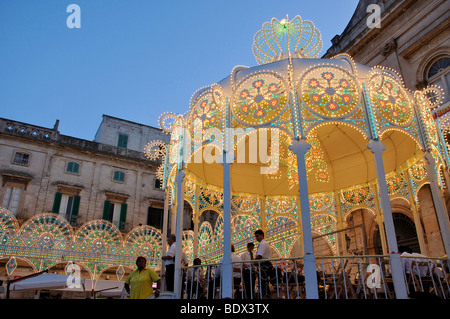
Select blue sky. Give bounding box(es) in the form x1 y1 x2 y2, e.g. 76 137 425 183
0 0 359 141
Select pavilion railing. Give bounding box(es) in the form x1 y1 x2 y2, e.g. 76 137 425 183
400 256 449 299
181 255 450 300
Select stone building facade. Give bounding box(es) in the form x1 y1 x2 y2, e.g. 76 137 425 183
324 0 449 96
322 0 450 257
1 1 449 298
0 115 169 233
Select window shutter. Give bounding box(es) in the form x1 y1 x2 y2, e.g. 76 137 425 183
52 193 62 213
67 162 80 174
113 171 125 182
72 195 80 217
118 134 128 149
147 207 163 229
119 203 127 231
102 200 111 220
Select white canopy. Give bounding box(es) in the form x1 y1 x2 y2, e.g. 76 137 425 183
57 279 126 298
9 273 85 291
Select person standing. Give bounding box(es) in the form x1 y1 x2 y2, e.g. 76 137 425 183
214 244 243 298
241 242 256 299
161 234 176 292
230 244 243 298
185 258 205 299
124 256 160 299
254 229 272 298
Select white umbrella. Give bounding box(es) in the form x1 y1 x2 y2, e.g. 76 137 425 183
58 279 126 298
9 273 85 291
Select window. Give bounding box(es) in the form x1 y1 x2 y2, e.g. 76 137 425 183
52 192 80 225
103 200 127 231
117 134 128 149
66 161 80 174
428 57 450 79
13 152 30 165
154 178 162 189
147 207 163 229
426 56 450 105
2 187 22 215
113 170 125 183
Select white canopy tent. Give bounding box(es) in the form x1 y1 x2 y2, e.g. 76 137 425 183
7 273 128 299
7 272 86 299
60 279 127 298
9 272 84 291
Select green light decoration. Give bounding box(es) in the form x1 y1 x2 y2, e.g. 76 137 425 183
253 15 322 65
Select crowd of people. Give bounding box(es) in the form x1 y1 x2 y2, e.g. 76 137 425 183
123 236 449 300
123 228 281 299
180 228 277 299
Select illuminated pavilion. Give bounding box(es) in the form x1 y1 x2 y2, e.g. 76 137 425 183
0 14 448 299
148 15 450 299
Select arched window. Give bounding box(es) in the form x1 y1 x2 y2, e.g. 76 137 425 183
426 56 450 104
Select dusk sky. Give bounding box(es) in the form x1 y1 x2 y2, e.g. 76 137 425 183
0 0 359 141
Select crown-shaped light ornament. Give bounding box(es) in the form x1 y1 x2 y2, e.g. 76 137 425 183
253 15 322 65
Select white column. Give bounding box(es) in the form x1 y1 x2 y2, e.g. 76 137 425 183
289 139 319 299
221 151 233 298
193 185 201 258
367 139 408 299
423 151 450 264
160 188 170 290
173 170 185 299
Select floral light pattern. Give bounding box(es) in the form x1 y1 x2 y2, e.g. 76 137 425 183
409 161 427 182
301 67 359 118
234 74 287 125
0 208 19 237
341 186 371 205
309 193 334 212
125 225 163 261
20 213 73 242
371 75 413 126
182 230 195 265
266 196 297 214
417 93 439 144
190 93 221 141
386 172 405 195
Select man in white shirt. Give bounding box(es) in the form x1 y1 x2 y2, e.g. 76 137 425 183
254 229 272 298
255 230 271 260
161 234 176 291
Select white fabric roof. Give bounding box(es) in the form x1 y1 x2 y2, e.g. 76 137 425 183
58 279 125 294
9 273 85 291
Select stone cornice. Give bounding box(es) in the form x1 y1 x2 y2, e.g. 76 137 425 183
0 117 162 167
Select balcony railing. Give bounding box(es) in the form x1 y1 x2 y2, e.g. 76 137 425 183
180 255 450 299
